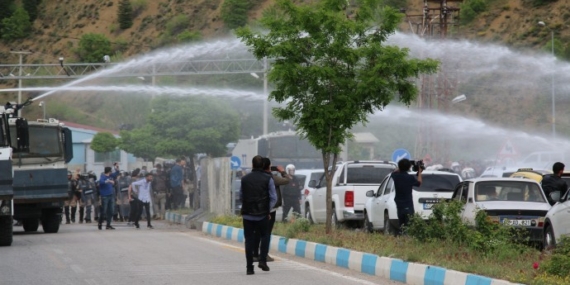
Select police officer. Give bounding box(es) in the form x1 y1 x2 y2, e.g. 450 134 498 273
78 173 96 223
281 164 302 222
88 171 101 222
64 171 76 224
116 171 131 222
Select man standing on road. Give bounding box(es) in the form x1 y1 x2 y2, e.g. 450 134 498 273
241 155 277 275
542 162 568 205
98 167 119 230
281 164 302 222
252 158 290 263
131 173 154 229
170 158 186 209
64 171 76 224
391 159 422 235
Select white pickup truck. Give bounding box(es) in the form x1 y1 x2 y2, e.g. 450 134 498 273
304 161 396 227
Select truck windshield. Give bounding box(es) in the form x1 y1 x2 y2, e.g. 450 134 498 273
413 174 460 192
10 126 62 157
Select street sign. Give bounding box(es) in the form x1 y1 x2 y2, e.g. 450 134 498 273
498 140 518 158
230 156 241 170
392 148 411 162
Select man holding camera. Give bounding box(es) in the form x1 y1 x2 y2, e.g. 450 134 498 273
391 158 422 235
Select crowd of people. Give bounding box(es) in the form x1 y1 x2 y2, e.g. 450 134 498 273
63 157 197 230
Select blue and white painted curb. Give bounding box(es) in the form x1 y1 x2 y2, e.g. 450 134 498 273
202 222 519 285
165 211 187 224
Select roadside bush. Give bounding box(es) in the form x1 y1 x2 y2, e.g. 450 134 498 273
285 218 310 239
211 215 242 228
407 200 520 254
539 236 570 278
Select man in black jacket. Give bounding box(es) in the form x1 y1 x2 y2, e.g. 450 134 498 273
542 162 568 205
240 155 277 275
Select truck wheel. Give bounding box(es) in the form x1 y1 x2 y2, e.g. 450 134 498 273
0 216 13 246
41 211 61 234
23 218 39 232
384 214 395 236
364 212 373 233
304 205 313 224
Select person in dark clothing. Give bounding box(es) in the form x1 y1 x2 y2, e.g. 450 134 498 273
170 158 186 209
253 158 290 263
391 159 422 236
281 164 302 222
240 155 277 275
542 162 568 205
98 166 120 230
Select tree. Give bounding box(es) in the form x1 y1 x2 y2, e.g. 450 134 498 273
0 0 15 22
119 125 161 163
90 132 119 166
221 0 252 29
147 96 240 157
1 7 32 40
237 0 438 234
23 0 38 22
76 33 113 63
118 0 133 29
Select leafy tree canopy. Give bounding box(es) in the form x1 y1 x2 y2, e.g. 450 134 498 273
144 96 240 157
1 7 32 40
119 125 161 162
237 0 438 233
118 0 133 29
90 132 119 153
76 33 113 63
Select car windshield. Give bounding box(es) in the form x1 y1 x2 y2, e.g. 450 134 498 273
10 125 62 157
475 181 546 202
413 174 460 192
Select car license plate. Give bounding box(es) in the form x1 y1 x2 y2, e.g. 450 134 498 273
501 218 532 226
423 203 434 210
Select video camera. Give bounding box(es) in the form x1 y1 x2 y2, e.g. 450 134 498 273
410 160 425 172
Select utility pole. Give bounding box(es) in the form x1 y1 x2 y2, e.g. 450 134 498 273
10 50 32 104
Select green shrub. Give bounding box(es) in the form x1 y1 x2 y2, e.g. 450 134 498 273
1 7 32 40
118 0 133 29
221 0 253 29
285 218 311 238
407 200 522 255
166 14 190 36
75 33 113 62
460 0 488 24
531 0 558 7
177 30 201 43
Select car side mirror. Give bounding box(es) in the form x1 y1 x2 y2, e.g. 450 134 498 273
308 180 317 188
366 190 374 197
550 191 561 203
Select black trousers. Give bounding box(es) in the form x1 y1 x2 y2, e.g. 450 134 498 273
397 205 415 236
282 198 301 221
134 200 152 227
244 216 269 269
171 186 184 209
253 211 276 257
128 199 138 222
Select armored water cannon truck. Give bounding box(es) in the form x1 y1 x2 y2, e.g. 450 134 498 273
0 99 73 245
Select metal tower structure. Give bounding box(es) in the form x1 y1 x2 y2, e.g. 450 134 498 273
404 0 462 165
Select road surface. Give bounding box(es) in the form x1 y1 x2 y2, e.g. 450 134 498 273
0 221 397 285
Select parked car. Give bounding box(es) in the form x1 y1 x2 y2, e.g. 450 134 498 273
543 190 570 248
305 161 396 227
480 166 519 178
363 170 462 234
451 177 551 244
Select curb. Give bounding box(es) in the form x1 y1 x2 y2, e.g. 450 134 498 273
165 211 187 225
202 222 520 285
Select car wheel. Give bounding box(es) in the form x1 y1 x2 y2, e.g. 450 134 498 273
544 225 556 249
364 212 373 233
384 213 395 236
23 218 39 232
304 204 313 224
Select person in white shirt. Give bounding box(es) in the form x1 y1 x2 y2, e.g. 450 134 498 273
130 172 154 229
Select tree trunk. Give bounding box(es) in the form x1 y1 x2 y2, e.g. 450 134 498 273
324 151 339 234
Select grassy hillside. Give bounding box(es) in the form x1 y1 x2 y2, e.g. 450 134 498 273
0 0 568 134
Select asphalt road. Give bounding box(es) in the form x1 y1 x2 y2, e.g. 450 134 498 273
0 220 397 285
